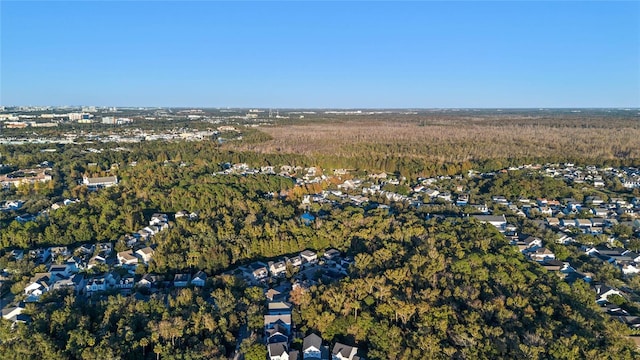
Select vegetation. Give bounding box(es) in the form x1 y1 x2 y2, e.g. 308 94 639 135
1 111 640 358
296 218 637 359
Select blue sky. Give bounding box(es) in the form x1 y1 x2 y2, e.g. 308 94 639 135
1 1 638 108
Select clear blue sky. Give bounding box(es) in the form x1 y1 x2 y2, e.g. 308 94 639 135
1 1 639 108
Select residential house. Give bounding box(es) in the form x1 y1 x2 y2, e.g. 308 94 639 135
300 250 318 264
87 254 107 269
115 274 135 292
85 275 108 294
135 247 154 264
593 208 609 218
51 273 86 294
623 251 640 263
323 249 341 261
124 234 139 248
97 242 113 256
437 192 452 202
76 244 95 256
174 210 189 219
191 271 207 287
473 215 507 231
541 259 565 272
586 196 604 205
575 218 593 232
619 316 640 329
137 229 152 242
303 333 326 360
331 342 360 360
138 274 161 288
594 284 622 305
622 264 640 276
268 342 290 360
269 261 287 277
10 249 24 261
264 314 292 334
249 262 269 281
266 324 289 344
266 289 282 302
83 175 118 190
286 256 303 268
529 247 556 262
117 250 138 266
64 256 85 273
471 204 489 214
555 232 573 245
143 226 160 236
546 218 560 227
150 213 168 226
173 273 191 287
48 264 69 278
424 189 439 199
1 302 26 323
515 236 542 253
49 246 70 258
24 273 51 302
538 207 553 217
456 194 469 206
492 195 509 205
268 302 293 316
29 248 51 264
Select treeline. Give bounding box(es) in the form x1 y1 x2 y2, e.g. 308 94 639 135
2 138 640 194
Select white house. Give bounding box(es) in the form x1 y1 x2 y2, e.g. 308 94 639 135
82 175 118 190
85 275 112 294
622 264 640 276
529 247 556 262
594 284 622 305
249 262 269 281
117 250 138 266
473 215 507 231
191 271 207 287
331 342 359 360
135 247 154 264
302 333 324 360
268 342 290 360
269 261 287 277
24 273 51 302
150 213 169 226
300 250 318 264
1 303 26 322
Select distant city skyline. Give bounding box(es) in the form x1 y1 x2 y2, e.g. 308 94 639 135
1 1 639 108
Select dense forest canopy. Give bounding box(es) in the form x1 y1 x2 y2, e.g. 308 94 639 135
0 111 640 359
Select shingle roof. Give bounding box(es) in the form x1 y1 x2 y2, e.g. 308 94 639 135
303 333 323 352
85 176 117 185
268 342 288 357
332 342 357 359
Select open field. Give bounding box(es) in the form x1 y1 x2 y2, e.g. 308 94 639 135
228 111 640 164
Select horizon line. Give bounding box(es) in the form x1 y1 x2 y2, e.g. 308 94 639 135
2 105 639 110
